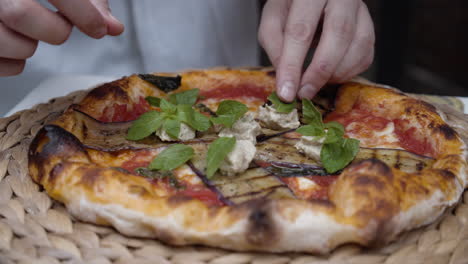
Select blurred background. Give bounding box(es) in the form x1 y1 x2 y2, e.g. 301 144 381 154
260 0 468 96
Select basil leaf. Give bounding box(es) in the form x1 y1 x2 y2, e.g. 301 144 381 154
206 137 236 178
160 99 177 114
324 121 345 144
302 99 323 129
163 119 181 139
321 138 360 173
267 92 297 113
126 111 164 140
145 96 161 107
169 89 199 106
211 100 248 128
192 111 211 131
138 74 181 93
296 124 326 137
149 144 194 171
176 104 211 132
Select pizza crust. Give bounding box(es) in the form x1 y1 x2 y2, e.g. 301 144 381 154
29 68 468 253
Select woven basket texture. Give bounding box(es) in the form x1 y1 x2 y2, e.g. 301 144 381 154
0 90 468 264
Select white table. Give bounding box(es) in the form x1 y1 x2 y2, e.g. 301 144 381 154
6 75 468 116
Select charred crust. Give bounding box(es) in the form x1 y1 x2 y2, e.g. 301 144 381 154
29 125 87 182
86 79 129 101
245 200 278 247
435 124 457 140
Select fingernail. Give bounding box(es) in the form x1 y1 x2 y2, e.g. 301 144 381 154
298 84 317 99
279 81 295 101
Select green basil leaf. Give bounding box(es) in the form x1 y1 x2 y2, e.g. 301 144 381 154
163 119 181 139
149 144 194 171
321 138 360 173
267 92 297 113
126 111 164 141
211 100 248 128
160 98 177 114
145 96 161 107
302 99 323 129
169 88 199 106
176 104 211 132
324 121 345 144
296 124 326 137
206 137 236 178
138 74 181 93
192 111 211 131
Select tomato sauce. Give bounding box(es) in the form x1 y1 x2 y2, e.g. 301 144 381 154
199 84 269 101
100 97 150 122
177 187 224 207
394 119 434 157
326 103 434 157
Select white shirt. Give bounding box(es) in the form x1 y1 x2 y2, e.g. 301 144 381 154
0 0 260 115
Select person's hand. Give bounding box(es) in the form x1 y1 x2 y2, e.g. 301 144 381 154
258 0 375 101
0 0 124 76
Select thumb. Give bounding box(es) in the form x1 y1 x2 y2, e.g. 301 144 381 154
90 0 124 36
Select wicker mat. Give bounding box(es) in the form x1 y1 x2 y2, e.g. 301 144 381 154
1 90 468 264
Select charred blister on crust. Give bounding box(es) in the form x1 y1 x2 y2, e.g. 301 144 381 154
350 159 394 181
245 200 278 247
85 79 130 101
435 124 458 140
29 125 88 183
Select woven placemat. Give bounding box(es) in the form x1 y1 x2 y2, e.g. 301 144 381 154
1 90 468 264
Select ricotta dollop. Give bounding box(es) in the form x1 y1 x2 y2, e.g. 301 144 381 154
218 113 261 144
295 135 325 162
219 139 256 176
156 122 195 141
257 104 300 130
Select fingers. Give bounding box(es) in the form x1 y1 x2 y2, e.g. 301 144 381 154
0 58 25 76
331 2 375 82
0 0 72 45
258 0 290 68
276 0 326 102
49 0 108 38
298 0 360 99
0 23 38 59
90 0 124 36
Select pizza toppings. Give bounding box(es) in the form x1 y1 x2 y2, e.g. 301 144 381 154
138 74 182 93
219 139 257 176
258 104 300 130
206 137 237 178
295 136 325 162
296 98 360 173
148 144 195 171
156 122 195 141
218 113 262 144
257 92 300 130
211 100 249 128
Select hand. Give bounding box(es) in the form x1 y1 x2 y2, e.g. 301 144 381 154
258 0 375 101
0 0 124 76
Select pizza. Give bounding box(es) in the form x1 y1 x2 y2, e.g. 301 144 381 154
28 68 467 253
